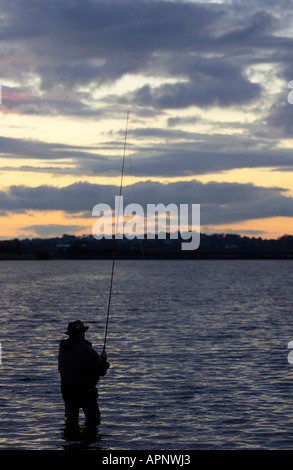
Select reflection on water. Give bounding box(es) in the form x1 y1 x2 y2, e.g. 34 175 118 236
1 259 293 449
59 423 107 450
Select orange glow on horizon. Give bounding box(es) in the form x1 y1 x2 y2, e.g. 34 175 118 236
0 210 292 241
209 216 293 240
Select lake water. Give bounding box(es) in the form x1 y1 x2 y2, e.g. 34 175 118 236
1 259 293 450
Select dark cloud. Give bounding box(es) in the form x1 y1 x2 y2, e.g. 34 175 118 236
21 224 85 237
1 85 105 117
0 0 222 89
131 75 260 109
122 54 262 109
0 182 107 214
217 10 279 47
167 116 198 127
0 0 289 115
1 132 293 179
0 135 100 161
2 0 220 53
1 180 293 227
265 90 293 139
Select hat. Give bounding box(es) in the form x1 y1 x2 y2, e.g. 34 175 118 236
65 320 89 336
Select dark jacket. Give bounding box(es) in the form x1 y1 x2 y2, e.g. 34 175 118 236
58 338 109 386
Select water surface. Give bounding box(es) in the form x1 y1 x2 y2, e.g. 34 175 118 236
1 259 293 450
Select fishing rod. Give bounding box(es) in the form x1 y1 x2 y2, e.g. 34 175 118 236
103 111 130 353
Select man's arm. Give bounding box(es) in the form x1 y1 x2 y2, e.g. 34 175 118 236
87 346 110 378
99 350 110 376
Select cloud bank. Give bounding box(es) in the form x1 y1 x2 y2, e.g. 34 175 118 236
1 180 292 228
0 0 293 237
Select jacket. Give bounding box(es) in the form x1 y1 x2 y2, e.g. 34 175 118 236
58 338 109 386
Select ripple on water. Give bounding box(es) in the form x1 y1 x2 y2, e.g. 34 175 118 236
1 259 293 449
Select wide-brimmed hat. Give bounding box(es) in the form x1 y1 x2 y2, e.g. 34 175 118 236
65 320 89 336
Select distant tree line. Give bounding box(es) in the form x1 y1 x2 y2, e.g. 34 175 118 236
1 233 293 259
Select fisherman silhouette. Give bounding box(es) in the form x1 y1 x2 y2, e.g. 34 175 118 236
58 320 109 431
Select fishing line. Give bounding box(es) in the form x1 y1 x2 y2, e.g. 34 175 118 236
103 111 130 353
126 140 151 290
122 125 160 328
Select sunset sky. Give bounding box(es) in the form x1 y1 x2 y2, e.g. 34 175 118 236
1 0 293 240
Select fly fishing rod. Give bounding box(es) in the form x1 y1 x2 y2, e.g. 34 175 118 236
103 111 130 353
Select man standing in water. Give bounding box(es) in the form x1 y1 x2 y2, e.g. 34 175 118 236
58 320 109 430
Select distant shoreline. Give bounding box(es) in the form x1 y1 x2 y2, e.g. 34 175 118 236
1 232 293 260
